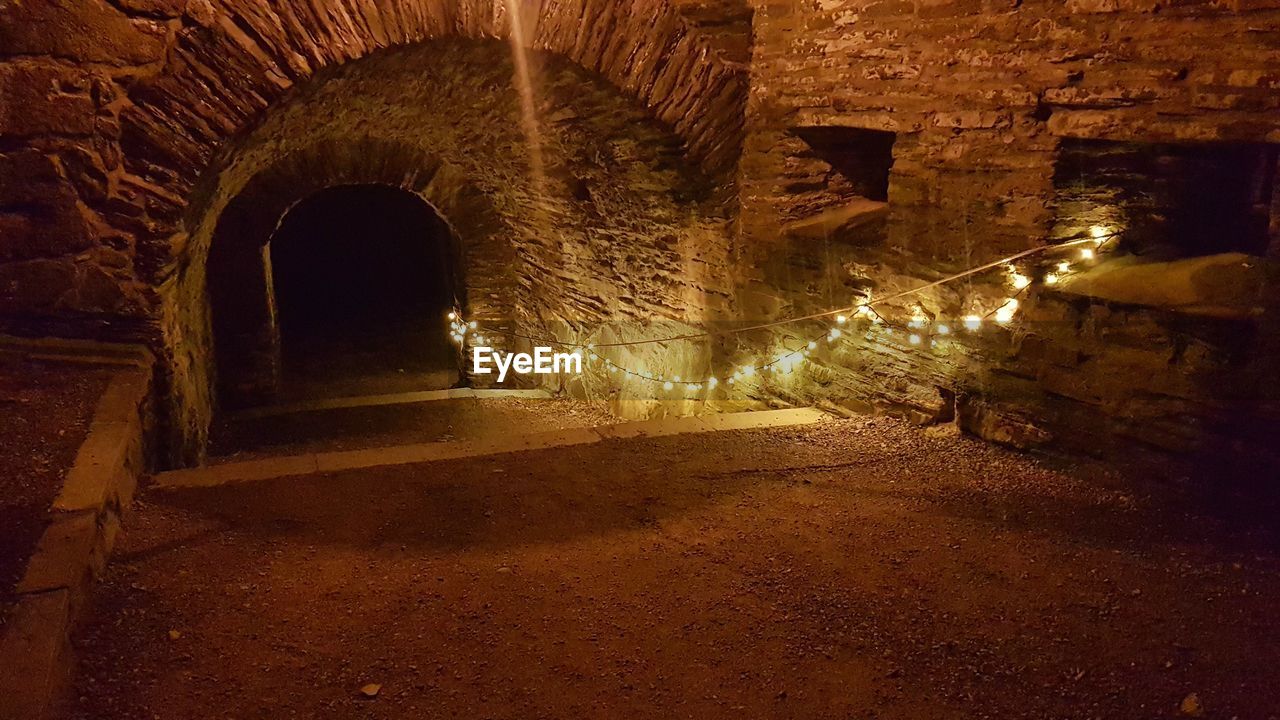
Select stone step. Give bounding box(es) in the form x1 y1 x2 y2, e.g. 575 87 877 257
155 408 830 490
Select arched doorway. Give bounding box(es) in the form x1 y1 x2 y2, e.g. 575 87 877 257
267 185 459 399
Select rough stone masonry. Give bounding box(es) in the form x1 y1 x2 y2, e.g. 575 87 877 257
1 0 1278 465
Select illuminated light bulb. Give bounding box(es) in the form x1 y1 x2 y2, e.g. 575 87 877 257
741 366 755 378
673 375 681 383
686 383 699 392
1045 273 1059 285
856 305 873 316
447 311 458 321
909 334 922 346
828 328 843 341
1010 272 1031 290
727 377 736 385
1080 247 1095 261
1057 261 1071 273
708 377 719 389
963 315 982 331
836 315 848 325
468 321 477 329
1090 225 1110 240
807 340 818 351
663 381 674 391
908 318 927 330
995 299 1019 325
937 324 950 335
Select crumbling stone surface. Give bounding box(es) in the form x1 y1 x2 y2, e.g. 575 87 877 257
0 1 746 463
733 0 1280 455
171 39 733 459
2 0 1278 464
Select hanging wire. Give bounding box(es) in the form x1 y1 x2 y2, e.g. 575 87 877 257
448 230 1119 385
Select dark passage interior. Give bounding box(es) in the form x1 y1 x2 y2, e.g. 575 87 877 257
1053 139 1278 257
269 185 459 399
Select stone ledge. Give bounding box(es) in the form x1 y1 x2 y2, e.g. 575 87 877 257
0 590 74 720
0 333 154 368
0 361 152 720
153 408 833 489
783 198 890 239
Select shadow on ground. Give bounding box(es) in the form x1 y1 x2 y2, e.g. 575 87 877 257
69 418 1280 720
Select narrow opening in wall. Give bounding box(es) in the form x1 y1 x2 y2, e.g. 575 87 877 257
270 184 459 397
1052 138 1278 258
791 126 897 202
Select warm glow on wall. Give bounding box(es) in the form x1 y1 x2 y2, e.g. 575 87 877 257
446 231 1118 391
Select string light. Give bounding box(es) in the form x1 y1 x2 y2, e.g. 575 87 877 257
994 299 1019 325
443 229 1118 389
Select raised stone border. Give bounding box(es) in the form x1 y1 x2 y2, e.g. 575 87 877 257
0 338 153 720
233 388 551 420
155 408 831 490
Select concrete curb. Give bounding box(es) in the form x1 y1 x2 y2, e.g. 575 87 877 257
154 408 831 490
0 363 152 720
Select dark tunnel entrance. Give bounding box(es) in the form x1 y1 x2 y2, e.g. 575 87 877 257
269 185 459 399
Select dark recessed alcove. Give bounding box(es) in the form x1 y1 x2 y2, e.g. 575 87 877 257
1053 138 1278 257
269 184 457 393
791 126 897 202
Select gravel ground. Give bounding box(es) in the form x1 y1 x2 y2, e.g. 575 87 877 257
69 416 1280 719
0 356 110 631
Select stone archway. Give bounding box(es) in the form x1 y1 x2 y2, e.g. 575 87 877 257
0 2 746 466
205 155 482 408
162 39 733 464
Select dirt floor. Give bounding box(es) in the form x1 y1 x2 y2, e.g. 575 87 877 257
68 416 1280 719
0 356 110 631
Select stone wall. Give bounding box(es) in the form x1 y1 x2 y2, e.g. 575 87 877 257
732 0 1280 456
3 0 1279 465
0 0 746 463
190 40 733 430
